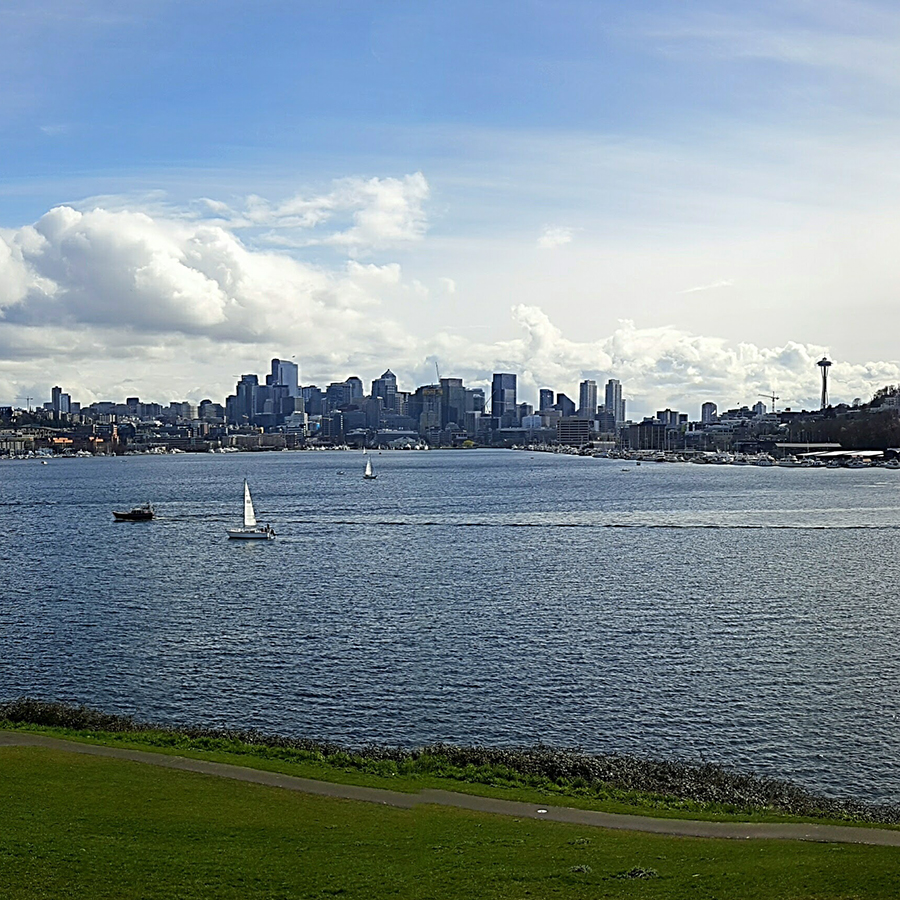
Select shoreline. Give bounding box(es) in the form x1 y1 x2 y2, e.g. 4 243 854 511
3 699 898 828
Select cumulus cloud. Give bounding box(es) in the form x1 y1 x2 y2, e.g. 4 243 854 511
220 172 430 253
420 306 900 416
537 225 573 249
1 192 898 414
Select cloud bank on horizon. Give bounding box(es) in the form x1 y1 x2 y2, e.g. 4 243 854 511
1 179 897 416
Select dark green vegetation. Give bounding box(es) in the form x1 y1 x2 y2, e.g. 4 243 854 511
2 744 898 900
3 699 898 827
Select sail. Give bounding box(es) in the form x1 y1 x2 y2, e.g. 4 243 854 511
365 458 373 478
243 480 257 527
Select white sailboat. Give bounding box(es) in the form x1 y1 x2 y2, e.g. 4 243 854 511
226 480 275 540
363 457 377 480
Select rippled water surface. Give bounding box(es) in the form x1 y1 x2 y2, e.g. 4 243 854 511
2 450 900 802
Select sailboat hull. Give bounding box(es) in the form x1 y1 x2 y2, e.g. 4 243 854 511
226 528 274 540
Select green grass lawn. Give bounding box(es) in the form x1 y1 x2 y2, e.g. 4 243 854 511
1 745 898 900
4 722 893 829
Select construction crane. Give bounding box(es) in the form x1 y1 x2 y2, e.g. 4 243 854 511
759 391 779 414
15 396 33 411
434 360 441 383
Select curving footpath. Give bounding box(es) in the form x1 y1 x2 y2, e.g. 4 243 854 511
3 731 899 847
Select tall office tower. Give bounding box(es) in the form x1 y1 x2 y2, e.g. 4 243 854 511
578 380 598 419
556 393 576 418
605 378 624 424
325 381 352 412
300 385 325 416
227 374 259 424
752 401 767 417
346 377 364 403
539 388 554 412
491 373 517 427
465 388 485 413
267 359 300 397
51 385 70 415
371 369 398 412
440 377 466 427
409 384 442 433
701 402 718 424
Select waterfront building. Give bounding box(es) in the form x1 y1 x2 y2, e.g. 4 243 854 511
596 410 616 433
701 402 718 424
557 417 590 446
578 380 598 419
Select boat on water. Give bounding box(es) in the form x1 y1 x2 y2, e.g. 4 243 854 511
363 457 377 480
226 481 275 540
113 503 155 521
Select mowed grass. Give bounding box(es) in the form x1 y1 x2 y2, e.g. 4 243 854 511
1 746 898 900
5 723 891 828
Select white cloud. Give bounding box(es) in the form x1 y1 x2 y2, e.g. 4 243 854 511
1 193 899 415
675 279 734 295
537 225 573 249
224 172 430 253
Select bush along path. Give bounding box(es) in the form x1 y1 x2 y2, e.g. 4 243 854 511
3 731 900 847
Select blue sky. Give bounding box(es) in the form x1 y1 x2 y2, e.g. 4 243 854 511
2 0 900 410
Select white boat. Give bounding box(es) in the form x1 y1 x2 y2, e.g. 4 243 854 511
363 457 377 480
226 480 275 540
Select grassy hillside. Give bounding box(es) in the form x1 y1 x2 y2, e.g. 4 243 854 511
2 744 898 900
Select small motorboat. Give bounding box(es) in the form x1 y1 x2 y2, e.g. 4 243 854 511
113 503 155 521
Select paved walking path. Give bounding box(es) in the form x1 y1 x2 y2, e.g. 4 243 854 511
3 731 899 847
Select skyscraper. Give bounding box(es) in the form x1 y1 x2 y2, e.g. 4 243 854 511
491 373 517 427
701 402 718 424
267 359 299 397
440 377 466 427
371 369 398 412
346 377 364 403
556 393 576 417
578 380 598 419
539 388 554 412
605 379 624 424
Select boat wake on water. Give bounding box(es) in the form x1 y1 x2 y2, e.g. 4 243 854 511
314 520 896 530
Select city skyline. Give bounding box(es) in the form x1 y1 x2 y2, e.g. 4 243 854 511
3 3 900 414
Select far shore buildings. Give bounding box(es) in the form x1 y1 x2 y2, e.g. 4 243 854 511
9 354 885 456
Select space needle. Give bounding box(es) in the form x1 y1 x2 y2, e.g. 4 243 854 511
817 357 832 410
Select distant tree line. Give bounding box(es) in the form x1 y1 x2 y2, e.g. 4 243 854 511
789 385 900 450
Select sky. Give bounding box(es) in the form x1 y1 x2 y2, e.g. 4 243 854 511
2 0 900 416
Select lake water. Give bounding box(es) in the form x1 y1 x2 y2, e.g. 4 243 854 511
2 449 899 803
